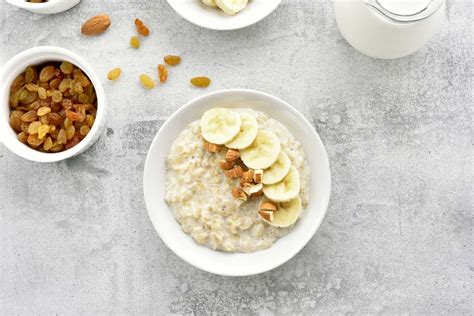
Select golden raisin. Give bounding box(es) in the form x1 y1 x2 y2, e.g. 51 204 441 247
51 90 63 103
39 65 55 82
65 110 84 122
25 66 37 83
37 106 51 117
28 121 42 134
49 78 60 90
37 125 50 139
139 74 155 89
80 125 90 136
43 137 53 151
38 87 47 99
107 68 122 80
158 64 168 83
10 111 24 131
65 134 81 149
21 110 38 123
190 76 211 88
134 18 150 36
18 132 28 144
60 62 74 75
130 36 140 49
27 134 45 148
164 55 181 66
66 125 75 140
25 83 39 91
57 129 67 144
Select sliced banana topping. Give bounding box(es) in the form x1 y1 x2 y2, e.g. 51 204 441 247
240 130 281 169
258 196 303 227
215 0 248 15
262 151 291 185
225 112 258 150
200 108 242 145
262 166 300 202
202 0 217 7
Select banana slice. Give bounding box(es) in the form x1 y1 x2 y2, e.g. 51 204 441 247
262 197 302 228
202 0 217 7
225 112 258 150
240 130 281 169
262 151 291 185
263 166 300 202
215 0 248 15
200 108 242 145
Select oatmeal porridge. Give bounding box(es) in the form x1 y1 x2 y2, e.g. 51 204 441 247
165 108 310 253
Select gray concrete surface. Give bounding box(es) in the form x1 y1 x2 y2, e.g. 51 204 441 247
1 0 472 314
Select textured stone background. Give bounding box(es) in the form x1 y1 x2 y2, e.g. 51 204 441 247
0 0 472 314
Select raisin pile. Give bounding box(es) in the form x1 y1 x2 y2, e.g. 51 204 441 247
9 62 97 152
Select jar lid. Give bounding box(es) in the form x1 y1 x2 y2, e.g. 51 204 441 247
365 0 444 22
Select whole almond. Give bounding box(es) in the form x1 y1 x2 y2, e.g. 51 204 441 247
81 14 111 36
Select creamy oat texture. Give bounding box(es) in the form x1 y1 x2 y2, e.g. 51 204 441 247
165 108 310 253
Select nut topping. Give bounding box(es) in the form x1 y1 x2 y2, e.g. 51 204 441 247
260 201 278 212
258 210 274 222
226 165 243 179
203 141 222 153
219 159 235 170
242 183 263 197
241 169 254 184
225 149 240 162
253 169 263 184
231 187 247 201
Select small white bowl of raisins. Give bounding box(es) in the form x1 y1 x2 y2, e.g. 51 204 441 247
0 46 107 162
6 0 80 15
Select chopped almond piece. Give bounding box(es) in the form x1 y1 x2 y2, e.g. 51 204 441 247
225 149 240 162
241 169 254 184
258 210 274 222
203 141 222 153
253 169 263 184
226 165 243 179
260 201 278 212
232 187 247 201
219 159 235 170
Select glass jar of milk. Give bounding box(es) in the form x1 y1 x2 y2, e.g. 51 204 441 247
334 0 446 59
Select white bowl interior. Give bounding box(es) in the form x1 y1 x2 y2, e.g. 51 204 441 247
6 0 80 14
143 89 331 276
167 0 282 30
0 46 106 162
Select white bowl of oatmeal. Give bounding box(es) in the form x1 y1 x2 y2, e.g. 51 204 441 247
143 89 331 276
167 0 281 31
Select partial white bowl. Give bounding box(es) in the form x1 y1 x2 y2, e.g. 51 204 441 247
6 0 80 15
143 89 331 276
167 0 282 31
0 46 107 163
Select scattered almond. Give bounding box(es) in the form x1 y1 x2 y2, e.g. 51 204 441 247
232 187 247 201
219 159 235 170
226 165 243 179
203 141 222 153
252 189 264 198
226 149 240 162
81 14 111 36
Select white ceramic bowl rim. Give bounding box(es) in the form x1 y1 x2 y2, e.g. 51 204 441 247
0 46 106 163
143 89 331 276
167 0 282 31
